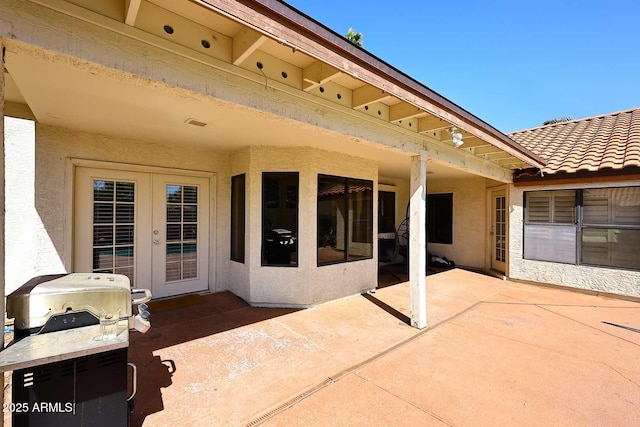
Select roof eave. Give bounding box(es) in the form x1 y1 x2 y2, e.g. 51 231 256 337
193 0 546 168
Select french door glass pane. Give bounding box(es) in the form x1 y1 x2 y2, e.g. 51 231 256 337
165 184 198 281
92 180 135 284
495 196 506 262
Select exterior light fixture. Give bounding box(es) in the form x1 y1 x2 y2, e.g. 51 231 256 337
450 127 464 148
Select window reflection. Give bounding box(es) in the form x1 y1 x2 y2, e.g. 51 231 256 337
317 175 373 265
262 172 298 266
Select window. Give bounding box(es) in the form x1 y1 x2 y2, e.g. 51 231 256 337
524 190 577 264
427 193 453 244
581 187 640 269
262 172 298 266
523 187 640 270
317 175 373 265
525 191 575 224
231 174 245 263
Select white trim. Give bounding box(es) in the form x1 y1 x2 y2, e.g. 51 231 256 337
64 158 74 272
486 185 508 274
70 158 216 178
208 174 217 294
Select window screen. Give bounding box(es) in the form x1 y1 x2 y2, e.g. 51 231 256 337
524 190 577 264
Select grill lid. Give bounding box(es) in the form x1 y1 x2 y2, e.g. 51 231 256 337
7 273 132 331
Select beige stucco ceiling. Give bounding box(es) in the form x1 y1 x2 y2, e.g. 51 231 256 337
4 48 434 179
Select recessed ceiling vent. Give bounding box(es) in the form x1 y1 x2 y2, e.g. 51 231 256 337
185 118 207 127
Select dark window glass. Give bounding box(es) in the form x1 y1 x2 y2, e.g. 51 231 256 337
318 176 346 264
427 193 453 244
262 172 298 266
231 174 246 263
378 191 396 233
348 179 373 260
317 175 373 266
378 191 397 262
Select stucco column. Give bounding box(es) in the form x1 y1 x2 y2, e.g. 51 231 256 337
409 153 427 329
1 37 6 427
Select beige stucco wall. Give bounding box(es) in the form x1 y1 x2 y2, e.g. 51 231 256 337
4 117 60 294
426 176 494 269
509 181 640 298
377 175 500 269
15 123 377 306
33 123 232 293
244 146 378 307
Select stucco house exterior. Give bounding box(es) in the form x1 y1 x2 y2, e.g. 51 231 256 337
508 109 640 298
2 0 551 330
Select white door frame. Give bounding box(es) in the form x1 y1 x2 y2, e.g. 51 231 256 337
487 186 508 274
70 159 216 296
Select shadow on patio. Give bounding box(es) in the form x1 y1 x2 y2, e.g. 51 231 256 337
129 292 298 427
128 269 640 427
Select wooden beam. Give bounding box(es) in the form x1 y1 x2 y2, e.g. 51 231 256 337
471 145 505 156
497 157 528 166
460 136 490 148
232 27 266 66
124 0 142 26
352 84 392 108
389 102 423 122
418 114 450 133
302 61 341 91
484 152 515 161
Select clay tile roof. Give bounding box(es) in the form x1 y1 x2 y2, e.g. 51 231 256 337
508 108 640 175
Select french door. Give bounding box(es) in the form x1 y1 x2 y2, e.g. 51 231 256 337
74 167 210 298
491 189 507 273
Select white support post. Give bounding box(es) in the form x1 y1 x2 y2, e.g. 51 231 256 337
409 152 427 329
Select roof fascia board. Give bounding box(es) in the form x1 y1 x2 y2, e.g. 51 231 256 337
513 167 640 186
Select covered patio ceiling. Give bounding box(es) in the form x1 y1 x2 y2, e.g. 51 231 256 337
5 0 544 180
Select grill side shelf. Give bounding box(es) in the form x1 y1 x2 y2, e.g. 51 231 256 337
0 323 128 373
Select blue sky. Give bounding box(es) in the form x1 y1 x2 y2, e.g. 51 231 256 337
284 0 640 133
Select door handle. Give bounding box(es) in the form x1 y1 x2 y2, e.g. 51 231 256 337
153 239 159 245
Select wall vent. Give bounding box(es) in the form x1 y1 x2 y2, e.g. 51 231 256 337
185 118 207 127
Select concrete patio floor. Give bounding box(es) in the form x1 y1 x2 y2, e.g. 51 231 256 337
130 269 640 426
